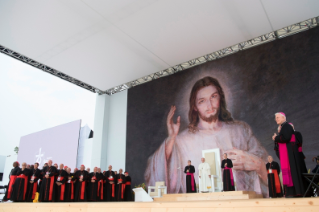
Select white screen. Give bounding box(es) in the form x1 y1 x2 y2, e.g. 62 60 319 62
17 120 81 170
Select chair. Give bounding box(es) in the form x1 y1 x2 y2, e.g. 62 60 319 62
147 181 167 198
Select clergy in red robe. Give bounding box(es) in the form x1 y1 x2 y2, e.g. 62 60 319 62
39 160 57 202
266 156 283 198
64 167 75 202
273 112 304 197
124 172 133 201
104 165 116 201
26 162 41 202
11 162 30 202
3 161 20 201
115 169 126 201
55 164 68 202
38 163 48 191
97 168 104 201
74 165 89 202
87 167 100 201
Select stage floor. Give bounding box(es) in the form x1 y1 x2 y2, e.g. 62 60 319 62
1 197 319 212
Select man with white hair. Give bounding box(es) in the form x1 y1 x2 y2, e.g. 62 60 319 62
198 158 211 192
39 159 57 202
65 167 75 202
56 163 68 202
272 112 304 197
10 162 29 201
266 155 282 198
104 165 116 201
116 169 126 201
74 164 89 201
87 167 99 201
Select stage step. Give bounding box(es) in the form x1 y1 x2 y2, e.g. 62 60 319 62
1 198 319 212
154 191 262 201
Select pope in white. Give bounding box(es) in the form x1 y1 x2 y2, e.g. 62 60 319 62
198 158 212 192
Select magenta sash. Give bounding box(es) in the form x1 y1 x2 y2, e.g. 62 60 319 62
186 173 195 191
224 167 234 186
298 147 302 152
278 134 295 187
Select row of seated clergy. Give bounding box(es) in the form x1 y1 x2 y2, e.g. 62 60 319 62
2 163 133 202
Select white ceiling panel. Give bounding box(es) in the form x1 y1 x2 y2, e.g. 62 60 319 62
0 0 318 92
261 0 319 30
0 0 102 58
44 24 169 90
114 0 274 66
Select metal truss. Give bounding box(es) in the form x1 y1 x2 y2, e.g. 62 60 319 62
0 45 100 93
0 16 318 95
105 16 319 95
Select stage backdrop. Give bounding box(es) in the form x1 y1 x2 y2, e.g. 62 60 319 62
17 120 81 170
126 26 319 196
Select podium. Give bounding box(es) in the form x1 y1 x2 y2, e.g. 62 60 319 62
133 187 153 202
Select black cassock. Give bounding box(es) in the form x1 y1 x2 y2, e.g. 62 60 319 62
11 168 30 201
38 169 44 192
294 131 307 174
266 161 283 198
3 166 20 201
64 173 75 202
26 168 41 202
115 174 126 201
184 165 196 193
39 166 57 202
104 170 116 201
275 122 304 197
74 170 89 201
55 169 68 202
221 159 235 191
87 172 100 201
97 172 104 201
124 176 133 201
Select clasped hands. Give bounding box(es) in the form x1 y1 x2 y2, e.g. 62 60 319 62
199 175 211 178
272 133 277 141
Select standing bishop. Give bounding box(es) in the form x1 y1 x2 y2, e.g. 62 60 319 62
39 160 57 202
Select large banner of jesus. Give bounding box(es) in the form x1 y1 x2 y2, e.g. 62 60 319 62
126 26 319 197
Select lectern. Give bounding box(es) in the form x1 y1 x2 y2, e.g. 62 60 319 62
133 187 154 202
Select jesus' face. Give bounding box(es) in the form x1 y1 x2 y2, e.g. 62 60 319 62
195 85 220 123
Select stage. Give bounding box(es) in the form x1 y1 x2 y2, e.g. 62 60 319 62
1 192 319 212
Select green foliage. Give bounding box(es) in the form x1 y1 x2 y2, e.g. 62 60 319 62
132 182 147 200
134 182 147 191
14 146 19 154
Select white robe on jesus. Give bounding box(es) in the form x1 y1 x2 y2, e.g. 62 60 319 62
198 162 211 192
144 121 269 197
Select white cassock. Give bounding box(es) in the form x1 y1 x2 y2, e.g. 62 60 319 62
198 162 212 192
144 121 269 196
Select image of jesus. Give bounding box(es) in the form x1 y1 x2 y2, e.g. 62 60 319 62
144 76 269 197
